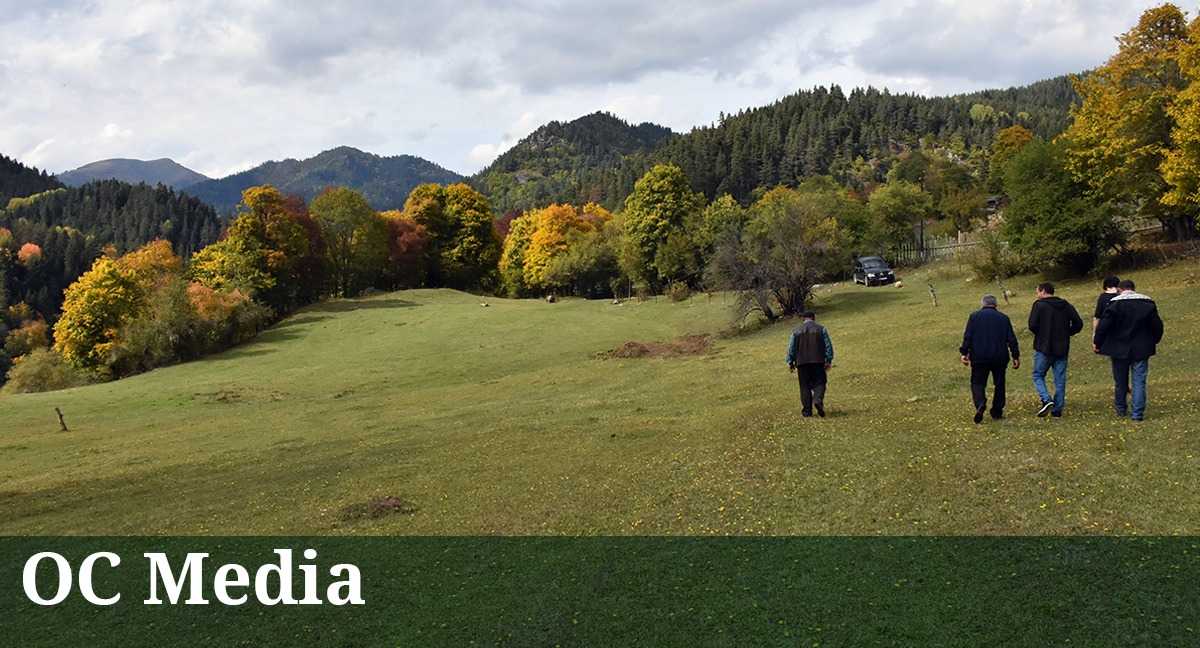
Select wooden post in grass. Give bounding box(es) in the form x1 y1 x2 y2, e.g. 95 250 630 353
54 408 68 432
928 283 938 307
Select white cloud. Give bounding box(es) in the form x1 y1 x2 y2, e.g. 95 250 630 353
467 143 503 166
0 0 1171 177
21 138 57 168
100 123 133 140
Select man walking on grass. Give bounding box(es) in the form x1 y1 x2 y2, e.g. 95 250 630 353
786 311 834 418
960 295 1020 424
1028 282 1084 418
1094 275 1121 332
1094 279 1164 421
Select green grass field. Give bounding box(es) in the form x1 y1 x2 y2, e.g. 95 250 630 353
2 260 1198 535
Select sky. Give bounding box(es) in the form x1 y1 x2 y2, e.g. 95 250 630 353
0 0 1175 178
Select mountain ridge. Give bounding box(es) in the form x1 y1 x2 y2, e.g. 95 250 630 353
185 146 464 213
58 157 210 190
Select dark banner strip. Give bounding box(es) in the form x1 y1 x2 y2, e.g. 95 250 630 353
2 537 1198 646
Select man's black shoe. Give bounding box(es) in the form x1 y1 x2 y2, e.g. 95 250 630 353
815 404 826 418
802 411 813 418
1051 411 1062 418
974 405 986 424
991 411 1004 420
1037 401 1054 417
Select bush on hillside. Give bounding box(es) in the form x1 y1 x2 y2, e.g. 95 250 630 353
1 348 93 395
667 281 691 302
962 230 1028 281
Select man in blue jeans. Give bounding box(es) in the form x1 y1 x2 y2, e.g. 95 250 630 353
1027 282 1083 418
1094 279 1164 421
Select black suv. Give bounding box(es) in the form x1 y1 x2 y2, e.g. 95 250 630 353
853 256 896 286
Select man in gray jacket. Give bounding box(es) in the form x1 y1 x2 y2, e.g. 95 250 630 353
786 311 835 418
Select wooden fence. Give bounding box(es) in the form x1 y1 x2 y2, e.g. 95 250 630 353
887 217 1167 267
889 233 981 267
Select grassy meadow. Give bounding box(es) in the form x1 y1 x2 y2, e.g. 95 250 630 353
1 259 1198 535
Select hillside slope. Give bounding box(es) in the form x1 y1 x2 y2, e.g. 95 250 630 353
57 158 210 189
188 146 464 213
2 260 1197 535
0 154 63 206
473 112 673 213
475 76 1079 210
1 179 222 322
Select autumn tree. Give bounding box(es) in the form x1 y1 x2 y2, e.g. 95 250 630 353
53 256 143 370
1162 15 1200 214
442 184 501 290
621 164 704 287
499 214 537 296
1065 3 1197 239
544 221 625 299
3 319 48 358
310 187 388 297
379 210 429 289
188 236 274 297
706 186 847 320
521 203 611 292
1003 139 1124 274
188 186 323 311
991 125 1035 172
401 183 500 290
17 242 42 265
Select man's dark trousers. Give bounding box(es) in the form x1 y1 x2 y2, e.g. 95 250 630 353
796 362 827 415
970 360 1007 417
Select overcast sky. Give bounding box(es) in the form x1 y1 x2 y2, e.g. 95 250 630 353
0 0 1173 178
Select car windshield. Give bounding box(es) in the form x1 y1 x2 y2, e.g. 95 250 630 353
861 259 889 270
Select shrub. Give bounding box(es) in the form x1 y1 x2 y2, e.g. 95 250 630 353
3 319 48 357
667 281 692 302
962 230 1027 281
1 348 93 395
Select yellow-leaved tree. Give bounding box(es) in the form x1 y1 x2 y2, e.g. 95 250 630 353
498 214 537 296
521 203 611 292
53 256 144 370
1064 3 1197 239
1162 15 1200 211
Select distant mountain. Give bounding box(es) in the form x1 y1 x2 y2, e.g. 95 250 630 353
187 146 464 213
1 154 64 207
58 158 210 190
473 76 1080 210
614 75 1082 206
472 112 674 213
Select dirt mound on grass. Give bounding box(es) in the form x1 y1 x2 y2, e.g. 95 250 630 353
338 496 419 521
606 334 712 359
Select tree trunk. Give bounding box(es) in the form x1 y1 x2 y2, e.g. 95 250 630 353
1163 215 1198 241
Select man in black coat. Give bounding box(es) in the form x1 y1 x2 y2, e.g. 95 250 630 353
1094 279 1164 421
960 294 1021 424
1093 275 1120 334
1028 282 1084 418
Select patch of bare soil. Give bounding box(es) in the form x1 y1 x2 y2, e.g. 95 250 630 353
605 334 713 359
338 496 419 521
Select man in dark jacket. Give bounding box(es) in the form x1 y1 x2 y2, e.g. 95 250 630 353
786 311 834 418
1093 275 1120 334
1028 282 1084 418
960 295 1021 424
1094 279 1164 421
